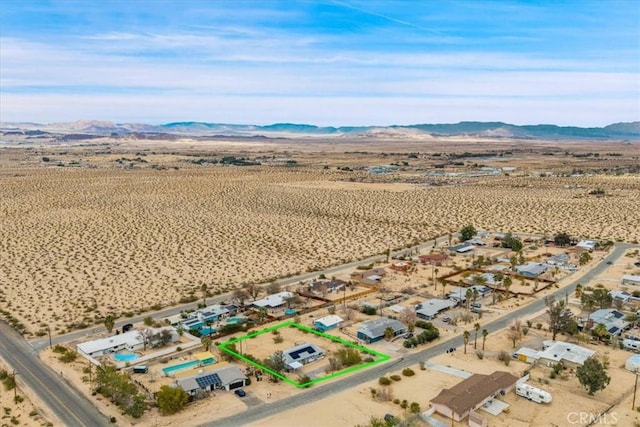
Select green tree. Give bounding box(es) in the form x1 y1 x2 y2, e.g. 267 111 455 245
103 314 116 334
579 252 592 265
460 225 476 242
545 296 570 341
258 307 268 322
482 329 489 351
268 350 286 373
463 331 470 354
232 288 249 307
576 358 610 395
503 276 513 299
554 232 572 247
592 323 609 341
157 385 189 415
501 233 523 252
575 284 583 299
201 283 208 306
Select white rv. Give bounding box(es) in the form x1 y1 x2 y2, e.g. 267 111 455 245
516 383 552 404
624 339 640 352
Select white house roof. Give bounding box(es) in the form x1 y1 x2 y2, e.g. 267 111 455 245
388 305 407 314
450 244 474 253
283 343 324 367
515 262 548 277
623 275 640 284
539 340 595 365
589 309 629 335
177 365 247 392
416 299 457 319
314 315 343 328
514 347 540 360
576 240 597 250
358 318 406 339
77 330 143 355
251 291 294 308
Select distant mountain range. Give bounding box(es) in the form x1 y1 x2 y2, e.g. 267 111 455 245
1 120 639 140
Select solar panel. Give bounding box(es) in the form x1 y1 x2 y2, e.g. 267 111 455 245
195 373 221 389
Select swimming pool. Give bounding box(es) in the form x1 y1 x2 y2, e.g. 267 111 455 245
162 360 200 375
113 352 139 362
226 317 246 324
162 357 216 375
200 327 215 335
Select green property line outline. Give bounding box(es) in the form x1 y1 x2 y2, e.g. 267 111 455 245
217 321 390 388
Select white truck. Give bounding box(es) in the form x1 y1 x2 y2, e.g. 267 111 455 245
516 383 552 404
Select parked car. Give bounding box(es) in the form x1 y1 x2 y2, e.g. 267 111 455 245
442 316 451 323
384 414 396 423
403 332 414 339
234 389 246 397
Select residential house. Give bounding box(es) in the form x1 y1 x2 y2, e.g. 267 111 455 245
448 243 474 254
465 238 486 246
250 291 294 309
77 330 145 357
283 343 325 370
515 262 548 278
546 253 570 266
313 315 344 331
588 309 630 337
537 340 595 368
418 253 449 265
576 240 597 251
309 279 346 295
430 371 519 422
390 261 412 272
357 318 406 343
350 267 386 286
415 299 457 320
512 347 540 364
176 365 247 395
622 275 640 286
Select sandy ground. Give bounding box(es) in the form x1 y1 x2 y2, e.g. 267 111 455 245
0 145 639 336
0 356 52 427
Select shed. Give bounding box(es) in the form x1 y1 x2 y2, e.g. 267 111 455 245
626 354 640 372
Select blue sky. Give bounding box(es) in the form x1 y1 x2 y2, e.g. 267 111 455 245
1 0 638 126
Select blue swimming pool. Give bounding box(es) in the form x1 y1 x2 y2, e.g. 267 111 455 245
162 360 200 374
113 352 139 362
226 317 246 324
200 327 215 335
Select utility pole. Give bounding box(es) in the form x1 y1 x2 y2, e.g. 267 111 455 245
633 369 639 409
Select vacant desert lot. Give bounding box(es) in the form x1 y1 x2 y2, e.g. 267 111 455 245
1 143 639 334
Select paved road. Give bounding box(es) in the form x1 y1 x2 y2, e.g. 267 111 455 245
0 322 110 427
206 243 636 427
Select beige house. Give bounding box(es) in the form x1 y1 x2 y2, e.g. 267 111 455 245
430 371 519 422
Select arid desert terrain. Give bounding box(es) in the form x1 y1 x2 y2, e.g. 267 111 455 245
1 136 639 336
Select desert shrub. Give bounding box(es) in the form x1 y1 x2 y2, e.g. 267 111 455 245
410 402 421 413
52 344 67 354
273 335 284 344
59 350 78 363
402 368 415 377
390 375 401 382
379 376 392 386
400 399 408 409
361 306 377 315
475 350 484 360
498 351 511 366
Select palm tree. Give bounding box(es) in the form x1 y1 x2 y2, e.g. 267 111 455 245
465 288 473 312
482 329 489 350
473 323 480 349
441 280 448 298
503 276 513 299
575 284 583 299
592 323 608 342
463 331 470 354
434 268 439 290
258 307 268 322
201 336 212 351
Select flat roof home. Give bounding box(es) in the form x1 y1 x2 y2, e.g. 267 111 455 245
415 298 457 320
176 365 248 395
418 253 448 265
357 318 406 343
464 273 499 287
430 371 519 422
576 240 597 251
351 267 387 285
449 243 474 253
464 238 486 246
547 253 570 266
537 340 595 368
188 305 230 322
283 343 325 370
515 262 548 278
77 330 144 358
313 314 344 331
513 347 540 364
622 275 640 286
588 309 630 337
251 291 294 309
309 279 346 295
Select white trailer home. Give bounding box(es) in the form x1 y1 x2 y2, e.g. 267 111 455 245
516 383 552 404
